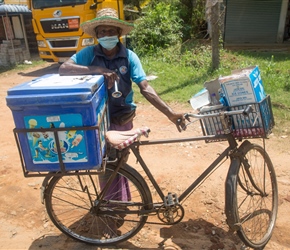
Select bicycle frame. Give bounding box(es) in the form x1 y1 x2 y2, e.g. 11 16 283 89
38 101 277 248
128 132 238 205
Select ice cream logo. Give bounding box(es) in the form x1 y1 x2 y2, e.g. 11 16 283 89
49 140 69 154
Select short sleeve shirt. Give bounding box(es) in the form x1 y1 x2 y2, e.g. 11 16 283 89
71 46 147 84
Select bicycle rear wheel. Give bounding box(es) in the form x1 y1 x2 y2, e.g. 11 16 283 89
231 142 278 249
44 164 152 246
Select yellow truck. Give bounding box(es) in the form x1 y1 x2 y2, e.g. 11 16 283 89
1 0 28 4
29 0 125 63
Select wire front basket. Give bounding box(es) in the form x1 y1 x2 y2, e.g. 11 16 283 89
199 95 274 142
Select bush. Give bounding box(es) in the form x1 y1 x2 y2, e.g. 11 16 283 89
128 2 183 56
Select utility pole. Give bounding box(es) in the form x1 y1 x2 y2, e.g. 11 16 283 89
207 0 220 70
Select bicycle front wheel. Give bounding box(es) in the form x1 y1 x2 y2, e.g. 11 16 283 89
44 164 152 246
232 142 278 249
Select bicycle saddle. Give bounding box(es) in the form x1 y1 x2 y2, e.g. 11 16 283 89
105 127 150 150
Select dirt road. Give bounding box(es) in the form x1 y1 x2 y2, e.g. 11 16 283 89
0 62 289 250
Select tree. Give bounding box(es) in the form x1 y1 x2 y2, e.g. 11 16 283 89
206 0 220 69
123 0 150 13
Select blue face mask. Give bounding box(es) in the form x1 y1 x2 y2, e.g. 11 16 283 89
97 36 119 50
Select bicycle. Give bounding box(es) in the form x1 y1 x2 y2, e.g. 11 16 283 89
14 95 277 249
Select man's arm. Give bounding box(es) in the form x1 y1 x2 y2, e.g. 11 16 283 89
138 80 186 131
59 58 104 75
59 59 118 88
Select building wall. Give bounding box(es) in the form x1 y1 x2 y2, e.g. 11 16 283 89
224 0 283 44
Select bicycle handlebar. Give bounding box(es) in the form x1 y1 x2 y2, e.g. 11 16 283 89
186 105 253 120
176 105 255 130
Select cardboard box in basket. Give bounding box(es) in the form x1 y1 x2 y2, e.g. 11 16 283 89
219 66 266 106
6 74 109 172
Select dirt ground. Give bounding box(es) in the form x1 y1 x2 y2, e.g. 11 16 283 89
0 62 290 250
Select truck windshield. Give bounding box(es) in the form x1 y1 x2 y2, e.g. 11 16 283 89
32 0 87 9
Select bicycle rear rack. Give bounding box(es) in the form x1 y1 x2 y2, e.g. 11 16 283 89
13 125 107 178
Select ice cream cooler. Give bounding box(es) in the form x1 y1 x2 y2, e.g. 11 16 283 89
6 74 109 176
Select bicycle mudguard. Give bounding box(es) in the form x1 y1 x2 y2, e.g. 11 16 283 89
224 140 252 231
41 175 54 204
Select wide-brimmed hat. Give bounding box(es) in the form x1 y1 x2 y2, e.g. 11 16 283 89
81 8 134 37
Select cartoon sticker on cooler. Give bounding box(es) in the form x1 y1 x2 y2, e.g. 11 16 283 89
72 134 83 147
67 129 77 139
24 114 88 164
34 139 51 159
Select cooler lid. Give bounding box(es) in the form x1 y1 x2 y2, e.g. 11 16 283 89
7 74 104 95
6 74 105 107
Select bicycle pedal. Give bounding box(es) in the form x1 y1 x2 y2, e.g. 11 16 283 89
164 192 179 207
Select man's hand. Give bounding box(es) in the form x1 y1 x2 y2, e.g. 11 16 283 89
103 71 119 89
168 113 189 132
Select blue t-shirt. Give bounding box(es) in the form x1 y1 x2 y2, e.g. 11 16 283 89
71 44 147 116
71 46 146 84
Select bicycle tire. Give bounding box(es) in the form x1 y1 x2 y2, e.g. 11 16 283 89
44 164 152 246
227 141 278 249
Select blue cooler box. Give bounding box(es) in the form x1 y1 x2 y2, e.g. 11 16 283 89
6 74 109 173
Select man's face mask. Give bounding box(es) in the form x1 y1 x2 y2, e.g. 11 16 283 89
97 36 119 50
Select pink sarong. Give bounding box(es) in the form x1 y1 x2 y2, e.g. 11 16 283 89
99 121 133 201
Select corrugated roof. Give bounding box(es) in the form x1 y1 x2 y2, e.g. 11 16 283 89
0 4 31 15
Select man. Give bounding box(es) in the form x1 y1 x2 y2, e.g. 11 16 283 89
59 8 186 131
59 7 186 238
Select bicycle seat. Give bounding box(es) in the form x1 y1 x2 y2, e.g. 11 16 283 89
105 127 150 150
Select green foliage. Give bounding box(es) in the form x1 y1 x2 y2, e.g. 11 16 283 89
127 0 207 55
162 0 207 41
128 2 183 56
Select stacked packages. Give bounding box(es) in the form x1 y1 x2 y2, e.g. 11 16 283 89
190 66 274 139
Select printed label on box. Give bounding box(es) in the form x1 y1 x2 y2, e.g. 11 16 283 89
24 114 88 164
219 66 266 106
221 78 256 106
248 66 266 101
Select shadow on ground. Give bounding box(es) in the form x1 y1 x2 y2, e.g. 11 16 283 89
28 218 242 250
18 63 60 77
28 234 157 250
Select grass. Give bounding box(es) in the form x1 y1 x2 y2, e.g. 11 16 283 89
0 56 47 75
133 44 290 135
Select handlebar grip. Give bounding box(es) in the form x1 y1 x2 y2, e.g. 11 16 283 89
243 105 253 116
177 114 190 124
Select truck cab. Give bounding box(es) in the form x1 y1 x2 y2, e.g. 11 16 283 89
30 0 125 63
